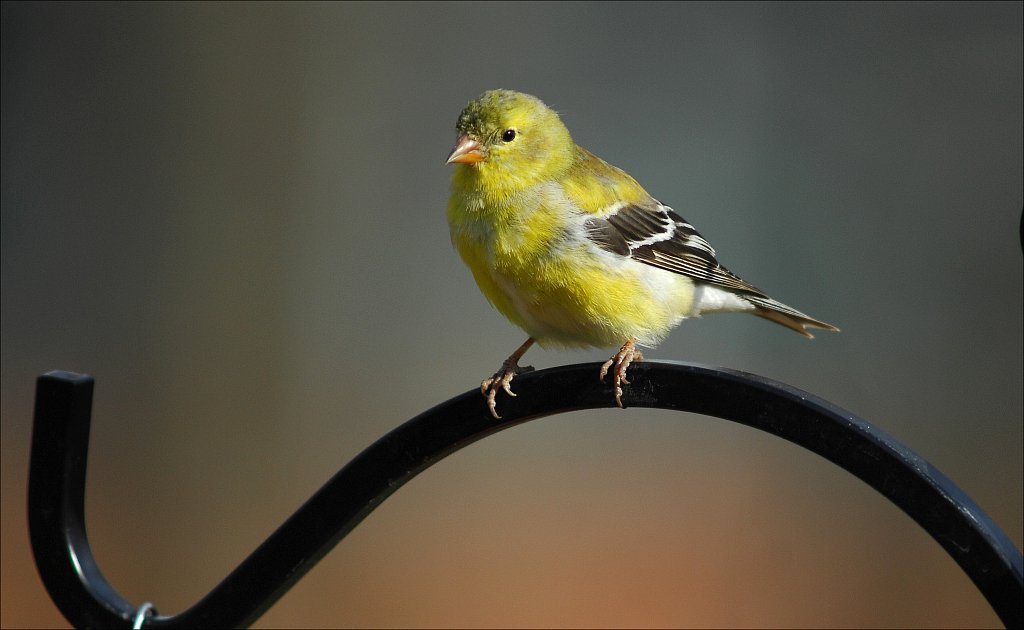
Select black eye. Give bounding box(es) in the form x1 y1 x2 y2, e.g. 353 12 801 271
501 128 517 142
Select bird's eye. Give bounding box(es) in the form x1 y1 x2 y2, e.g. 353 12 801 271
501 128 517 142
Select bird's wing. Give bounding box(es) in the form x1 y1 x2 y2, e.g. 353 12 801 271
584 201 768 297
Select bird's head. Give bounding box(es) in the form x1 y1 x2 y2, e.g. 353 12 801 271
446 90 574 196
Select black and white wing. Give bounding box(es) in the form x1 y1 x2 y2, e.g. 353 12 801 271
584 201 765 295
584 201 839 336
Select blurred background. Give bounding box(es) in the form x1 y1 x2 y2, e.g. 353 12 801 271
2 2 1021 627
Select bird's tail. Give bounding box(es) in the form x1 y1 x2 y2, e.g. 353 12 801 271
744 295 840 339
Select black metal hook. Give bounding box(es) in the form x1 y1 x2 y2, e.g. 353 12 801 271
28 363 1023 628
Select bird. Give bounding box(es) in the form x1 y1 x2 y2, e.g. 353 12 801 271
445 89 838 419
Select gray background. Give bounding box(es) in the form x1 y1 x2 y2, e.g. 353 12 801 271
3 2 1021 627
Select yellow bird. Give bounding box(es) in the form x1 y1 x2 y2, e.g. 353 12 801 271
446 89 838 419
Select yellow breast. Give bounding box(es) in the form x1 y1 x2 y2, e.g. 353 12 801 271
448 185 695 348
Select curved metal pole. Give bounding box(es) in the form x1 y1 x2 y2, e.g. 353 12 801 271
29 364 1023 628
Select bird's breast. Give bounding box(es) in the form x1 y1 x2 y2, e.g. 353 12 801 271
448 187 697 348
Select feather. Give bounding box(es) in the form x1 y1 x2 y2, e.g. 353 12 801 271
588 201 839 335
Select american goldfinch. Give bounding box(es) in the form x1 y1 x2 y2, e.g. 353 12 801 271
446 89 838 419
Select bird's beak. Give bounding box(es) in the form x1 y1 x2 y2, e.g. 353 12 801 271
446 134 486 164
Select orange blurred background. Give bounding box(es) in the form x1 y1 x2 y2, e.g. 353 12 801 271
3 3 1021 627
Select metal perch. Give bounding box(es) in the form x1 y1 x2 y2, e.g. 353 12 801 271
28 362 1023 628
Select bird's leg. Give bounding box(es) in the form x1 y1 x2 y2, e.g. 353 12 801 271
599 338 644 408
481 337 536 419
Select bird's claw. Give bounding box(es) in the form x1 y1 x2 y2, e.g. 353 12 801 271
599 340 644 408
481 360 534 419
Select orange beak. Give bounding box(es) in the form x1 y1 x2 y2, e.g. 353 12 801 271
446 134 486 164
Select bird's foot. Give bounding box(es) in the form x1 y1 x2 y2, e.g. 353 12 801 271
481 358 535 420
599 339 644 408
